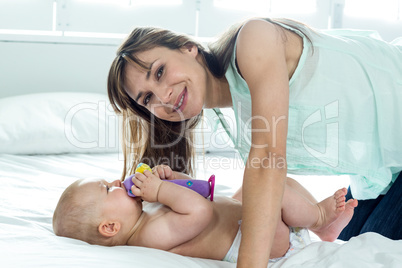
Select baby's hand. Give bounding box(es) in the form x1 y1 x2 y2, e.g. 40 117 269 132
152 164 175 180
130 170 163 203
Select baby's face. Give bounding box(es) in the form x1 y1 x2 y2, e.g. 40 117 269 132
76 178 143 222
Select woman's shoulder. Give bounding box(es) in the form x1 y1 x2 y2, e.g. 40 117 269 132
235 19 288 83
236 19 287 61
239 18 277 31
237 19 282 47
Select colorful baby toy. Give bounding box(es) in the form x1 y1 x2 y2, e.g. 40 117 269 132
123 163 215 201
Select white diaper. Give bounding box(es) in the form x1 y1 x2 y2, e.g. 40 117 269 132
222 221 243 263
222 223 311 263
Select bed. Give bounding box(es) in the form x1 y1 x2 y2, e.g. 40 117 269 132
0 92 401 267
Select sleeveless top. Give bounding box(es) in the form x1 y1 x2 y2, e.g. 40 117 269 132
213 20 402 200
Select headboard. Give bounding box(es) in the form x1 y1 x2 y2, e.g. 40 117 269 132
0 35 120 98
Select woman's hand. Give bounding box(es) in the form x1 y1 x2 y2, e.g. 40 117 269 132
130 170 163 203
152 165 176 180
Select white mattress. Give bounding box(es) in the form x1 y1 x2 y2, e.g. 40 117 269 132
0 153 401 268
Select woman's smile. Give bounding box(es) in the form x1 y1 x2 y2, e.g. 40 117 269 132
173 87 187 113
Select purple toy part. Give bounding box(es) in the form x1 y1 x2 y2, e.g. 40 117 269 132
122 174 216 201
122 174 136 197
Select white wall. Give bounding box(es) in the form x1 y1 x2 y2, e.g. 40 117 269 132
0 38 117 98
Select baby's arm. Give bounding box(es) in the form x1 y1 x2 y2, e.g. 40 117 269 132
131 170 214 250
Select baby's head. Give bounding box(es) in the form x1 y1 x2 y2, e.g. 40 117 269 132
53 178 143 246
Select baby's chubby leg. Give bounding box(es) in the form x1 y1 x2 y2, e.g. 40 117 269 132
310 188 358 241
269 219 290 259
285 177 317 204
280 178 357 242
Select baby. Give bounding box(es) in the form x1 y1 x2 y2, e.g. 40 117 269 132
53 166 357 263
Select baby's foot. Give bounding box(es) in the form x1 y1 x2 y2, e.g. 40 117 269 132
310 188 358 242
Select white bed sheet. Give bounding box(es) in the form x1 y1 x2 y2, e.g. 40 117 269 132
0 153 401 268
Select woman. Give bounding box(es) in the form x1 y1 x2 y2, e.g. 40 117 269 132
108 18 402 267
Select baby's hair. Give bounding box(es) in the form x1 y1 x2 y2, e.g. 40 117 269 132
53 180 112 246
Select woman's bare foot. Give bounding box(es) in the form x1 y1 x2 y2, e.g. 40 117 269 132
310 188 358 242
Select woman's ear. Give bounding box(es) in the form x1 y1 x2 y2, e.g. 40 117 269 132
181 43 198 57
98 220 121 237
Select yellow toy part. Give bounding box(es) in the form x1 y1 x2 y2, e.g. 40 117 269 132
135 163 152 174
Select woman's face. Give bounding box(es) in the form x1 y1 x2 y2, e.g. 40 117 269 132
124 45 207 122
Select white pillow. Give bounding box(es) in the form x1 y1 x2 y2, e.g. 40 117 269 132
0 92 120 154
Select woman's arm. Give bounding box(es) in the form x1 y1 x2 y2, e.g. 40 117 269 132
235 19 290 268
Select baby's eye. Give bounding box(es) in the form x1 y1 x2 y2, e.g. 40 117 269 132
143 93 153 106
106 185 110 192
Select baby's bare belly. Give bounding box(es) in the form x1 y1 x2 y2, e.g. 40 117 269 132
169 196 242 260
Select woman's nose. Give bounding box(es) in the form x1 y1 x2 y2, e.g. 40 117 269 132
155 86 173 105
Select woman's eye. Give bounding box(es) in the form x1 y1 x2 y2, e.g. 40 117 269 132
143 93 152 106
156 66 164 80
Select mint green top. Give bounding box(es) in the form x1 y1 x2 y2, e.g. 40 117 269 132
213 20 402 200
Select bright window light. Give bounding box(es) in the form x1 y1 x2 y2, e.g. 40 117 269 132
214 0 316 14
73 0 129 5
214 0 269 13
52 1 57 31
75 0 182 6
131 0 182 5
399 0 402 19
270 0 316 14
344 0 400 20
